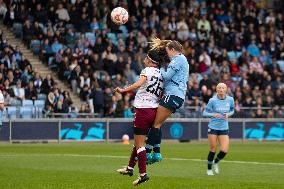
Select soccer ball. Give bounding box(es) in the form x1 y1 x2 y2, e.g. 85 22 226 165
111 7 129 25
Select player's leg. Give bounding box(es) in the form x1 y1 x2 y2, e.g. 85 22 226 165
207 131 218 176
133 134 150 186
213 133 229 174
117 144 136 176
146 105 172 163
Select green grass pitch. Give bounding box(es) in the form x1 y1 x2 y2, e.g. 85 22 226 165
0 142 283 189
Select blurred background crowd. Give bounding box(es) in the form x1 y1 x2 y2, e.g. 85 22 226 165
0 0 283 118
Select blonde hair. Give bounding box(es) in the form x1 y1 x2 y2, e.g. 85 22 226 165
149 37 171 50
148 37 171 66
216 83 228 93
166 40 183 52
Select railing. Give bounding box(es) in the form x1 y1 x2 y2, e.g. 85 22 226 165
5 106 284 119
0 118 283 142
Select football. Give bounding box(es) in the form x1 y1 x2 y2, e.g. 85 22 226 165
111 7 129 25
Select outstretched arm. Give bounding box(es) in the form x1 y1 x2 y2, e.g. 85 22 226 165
115 76 147 93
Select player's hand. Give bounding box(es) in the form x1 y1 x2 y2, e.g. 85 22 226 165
114 87 124 93
224 114 229 120
213 114 223 118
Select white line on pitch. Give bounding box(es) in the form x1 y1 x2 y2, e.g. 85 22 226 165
0 153 284 166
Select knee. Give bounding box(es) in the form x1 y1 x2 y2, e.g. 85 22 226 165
220 145 229 153
209 145 217 152
221 149 228 153
153 122 162 129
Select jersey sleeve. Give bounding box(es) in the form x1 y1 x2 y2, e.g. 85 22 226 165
140 68 150 78
227 97 235 116
203 98 214 117
0 93 4 104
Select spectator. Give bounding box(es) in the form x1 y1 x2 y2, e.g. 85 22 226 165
1 0 283 118
56 3 70 22
13 80 25 100
25 80 37 100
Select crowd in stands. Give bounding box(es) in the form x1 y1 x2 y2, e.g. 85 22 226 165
0 28 74 118
1 0 284 118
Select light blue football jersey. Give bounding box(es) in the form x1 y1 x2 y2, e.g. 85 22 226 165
160 54 189 100
203 95 235 130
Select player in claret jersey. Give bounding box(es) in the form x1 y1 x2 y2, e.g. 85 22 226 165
115 48 163 186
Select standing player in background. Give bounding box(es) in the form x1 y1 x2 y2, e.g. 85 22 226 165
203 83 235 176
115 49 163 186
0 90 4 128
146 40 189 164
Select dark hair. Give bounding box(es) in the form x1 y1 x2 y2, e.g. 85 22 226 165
147 49 160 64
166 40 183 52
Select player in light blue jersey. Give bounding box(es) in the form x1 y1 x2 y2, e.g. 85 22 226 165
146 40 189 164
203 83 234 176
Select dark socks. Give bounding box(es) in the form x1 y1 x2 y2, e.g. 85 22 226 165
214 151 227 164
207 151 215 170
153 129 162 153
146 144 153 153
146 128 160 146
153 144 160 153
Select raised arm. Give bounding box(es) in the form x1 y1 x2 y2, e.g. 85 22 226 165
115 75 147 93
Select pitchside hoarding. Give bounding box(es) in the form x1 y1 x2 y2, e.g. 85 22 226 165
0 120 283 141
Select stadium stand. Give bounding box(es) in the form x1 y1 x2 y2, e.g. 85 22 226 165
1 0 284 118
0 27 77 118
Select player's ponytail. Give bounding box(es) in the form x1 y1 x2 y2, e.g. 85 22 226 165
148 37 171 67
149 37 171 50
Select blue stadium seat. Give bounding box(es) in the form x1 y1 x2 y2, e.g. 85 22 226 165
85 32 96 45
74 32 81 40
34 100 45 108
65 24 74 30
7 107 17 119
10 99 22 106
107 33 118 45
19 107 34 119
13 23 23 39
119 25 128 39
22 100 34 107
30 40 41 55
35 107 44 118
37 94 47 101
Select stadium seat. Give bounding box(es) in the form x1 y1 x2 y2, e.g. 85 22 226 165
22 99 34 107
35 107 44 118
119 25 128 39
10 99 22 106
107 33 118 46
19 107 34 119
85 32 96 45
12 23 23 39
65 24 74 30
37 94 47 101
74 32 81 40
34 100 45 108
7 107 17 119
30 40 41 55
